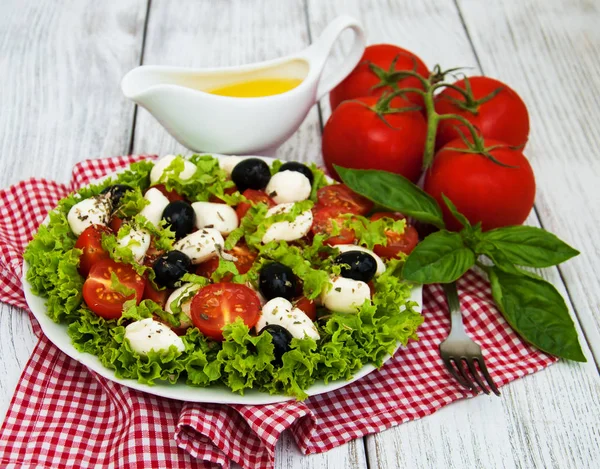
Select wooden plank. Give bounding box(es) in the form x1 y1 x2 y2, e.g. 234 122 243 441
306 0 600 468
455 0 600 367
133 1 366 468
0 0 148 420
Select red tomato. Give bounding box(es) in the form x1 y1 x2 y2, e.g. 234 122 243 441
235 189 275 219
316 184 373 215
434 76 530 149
110 216 124 232
142 279 171 308
75 225 112 276
370 212 405 222
322 96 428 183
370 212 419 258
82 259 145 319
143 241 164 268
190 283 261 341
195 243 257 280
153 184 185 202
424 138 536 231
209 186 238 203
329 44 429 111
311 207 356 246
294 297 316 321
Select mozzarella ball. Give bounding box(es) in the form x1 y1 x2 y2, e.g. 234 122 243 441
125 318 185 355
262 203 313 244
139 188 170 227
191 202 239 235
255 298 320 340
67 196 111 236
117 227 151 263
265 171 312 204
336 244 386 276
321 277 371 313
165 283 201 328
150 155 197 184
173 228 224 264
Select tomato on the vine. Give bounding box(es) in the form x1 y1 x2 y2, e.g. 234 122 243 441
424 138 536 231
322 96 427 183
434 76 530 149
190 283 261 341
82 259 145 320
329 44 429 111
316 184 373 215
75 225 112 276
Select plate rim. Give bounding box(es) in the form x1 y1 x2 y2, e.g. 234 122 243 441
21 154 423 404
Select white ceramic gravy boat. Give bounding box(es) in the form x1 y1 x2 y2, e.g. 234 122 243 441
121 16 366 155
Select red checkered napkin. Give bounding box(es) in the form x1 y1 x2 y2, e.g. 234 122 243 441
0 156 557 469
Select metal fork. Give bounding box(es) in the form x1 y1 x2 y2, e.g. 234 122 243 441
439 282 500 396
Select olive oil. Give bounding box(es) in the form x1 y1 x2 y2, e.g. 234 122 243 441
208 78 302 97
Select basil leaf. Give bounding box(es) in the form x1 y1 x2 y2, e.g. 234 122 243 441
488 267 586 362
402 230 475 284
479 226 579 268
441 194 471 229
335 166 445 228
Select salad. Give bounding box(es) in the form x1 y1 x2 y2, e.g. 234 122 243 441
24 154 423 399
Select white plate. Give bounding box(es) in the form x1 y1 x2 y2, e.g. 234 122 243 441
21 155 422 404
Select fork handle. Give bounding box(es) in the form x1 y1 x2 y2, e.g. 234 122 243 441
442 282 468 337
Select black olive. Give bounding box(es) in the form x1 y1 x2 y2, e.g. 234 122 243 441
335 250 377 283
153 250 192 288
162 201 196 239
231 158 271 192
279 161 314 185
259 262 296 301
101 184 134 207
259 324 293 367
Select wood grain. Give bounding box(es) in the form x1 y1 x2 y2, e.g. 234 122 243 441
307 1 600 468
0 0 148 421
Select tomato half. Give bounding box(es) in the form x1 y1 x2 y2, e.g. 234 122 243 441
424 138 536 231
75 225 112 276
190 283 261 341
311 207 356 246
329 44 429 111
316 184 373 215
82 259 145 319
195 243 257 280
235 189 275 219
434 76 530 149
153 184 186 202
209 186 238 203
373 225 419 258
142 278 171 308
294 297 316 321
110 216 124 232
322 96 427 183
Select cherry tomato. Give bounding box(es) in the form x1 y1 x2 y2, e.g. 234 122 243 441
424 138 536 231
209 186 238 203
195 243 257 280
142 278 171 308
75 225 112 276
434 76 530 149
109 216 124 232
329 44 429 111
143 241 164 268
322 96 427 183
294 297 316 321
311 207 356 246
153 184 186 202
235 189 275 219
316 184 373 215
190 283 261 341
370 212 419 258
370 212 405 222
82 259 145 320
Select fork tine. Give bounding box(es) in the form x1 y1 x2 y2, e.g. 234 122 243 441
475 357 501 396
466 358 490 395
441 355 473 390
454 358 476 391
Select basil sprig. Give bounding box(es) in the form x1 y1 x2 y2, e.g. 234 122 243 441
337 166 585 362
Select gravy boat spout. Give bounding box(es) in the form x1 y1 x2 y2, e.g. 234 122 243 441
121 16 366 155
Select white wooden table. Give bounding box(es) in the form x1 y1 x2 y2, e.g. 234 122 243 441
1 1 599 467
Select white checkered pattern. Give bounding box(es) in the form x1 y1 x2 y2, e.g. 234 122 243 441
0 156 558 469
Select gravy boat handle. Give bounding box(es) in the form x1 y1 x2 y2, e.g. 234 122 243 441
301 16 366 101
